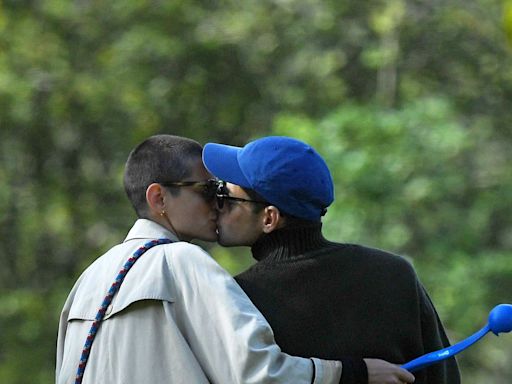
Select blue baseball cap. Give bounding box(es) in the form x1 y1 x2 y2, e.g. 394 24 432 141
202 136 334 220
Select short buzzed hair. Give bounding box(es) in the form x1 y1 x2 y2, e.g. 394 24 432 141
123 134 202 218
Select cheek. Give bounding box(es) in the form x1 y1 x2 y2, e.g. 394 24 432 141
192 196 214 212
178 199 212 224
222 210 253 233
218 210 239 229
218 211 232 226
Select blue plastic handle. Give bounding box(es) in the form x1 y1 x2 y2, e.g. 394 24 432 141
401 325 489 372
401 304 512 373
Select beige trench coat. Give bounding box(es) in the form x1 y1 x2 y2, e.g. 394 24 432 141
56 219 342 383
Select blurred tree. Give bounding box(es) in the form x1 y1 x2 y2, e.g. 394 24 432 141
0 0 510 383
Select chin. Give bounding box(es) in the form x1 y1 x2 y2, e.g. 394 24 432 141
198 233 218 242
217 235 237 247
186 228 217 243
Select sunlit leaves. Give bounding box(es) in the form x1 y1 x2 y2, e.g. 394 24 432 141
0 0 511 382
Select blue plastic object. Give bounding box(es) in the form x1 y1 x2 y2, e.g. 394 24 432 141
402 304 512 372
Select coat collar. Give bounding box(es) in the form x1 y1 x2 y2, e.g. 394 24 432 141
124 219 180 243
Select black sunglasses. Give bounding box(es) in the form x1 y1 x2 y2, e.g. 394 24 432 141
160 179 219 201
215 181 268 210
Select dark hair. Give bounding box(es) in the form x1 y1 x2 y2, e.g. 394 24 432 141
124 134 203 217
241 187 319 227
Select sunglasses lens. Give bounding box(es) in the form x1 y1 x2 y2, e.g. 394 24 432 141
204 184 215 200
193 180 217 201
215 181 229 209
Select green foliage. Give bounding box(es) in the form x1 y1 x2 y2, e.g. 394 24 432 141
0 0 511 383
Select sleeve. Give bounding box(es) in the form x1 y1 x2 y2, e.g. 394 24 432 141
418 283 461 384
56 295 72 380
166 243 343 384
55 273 86 382
339 358 368 384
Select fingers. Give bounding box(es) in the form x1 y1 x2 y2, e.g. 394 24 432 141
397 366 415 383
396 365 415 384
364 358 415 384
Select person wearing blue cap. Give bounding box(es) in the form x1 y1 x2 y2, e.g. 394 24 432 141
203 136 461 384
56 134 414 384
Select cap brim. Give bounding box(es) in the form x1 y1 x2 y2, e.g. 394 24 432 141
203 143 251 188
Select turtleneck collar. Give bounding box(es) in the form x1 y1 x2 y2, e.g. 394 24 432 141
251 222 333 262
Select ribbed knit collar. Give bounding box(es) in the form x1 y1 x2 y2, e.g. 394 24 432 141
251 222 332 262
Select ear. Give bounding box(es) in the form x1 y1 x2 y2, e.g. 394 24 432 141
146 183 167 216
261 206 284 234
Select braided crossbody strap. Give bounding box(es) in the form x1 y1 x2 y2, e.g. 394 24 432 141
75 238 174 384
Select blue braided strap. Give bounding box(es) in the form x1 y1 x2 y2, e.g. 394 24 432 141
75 238 173 384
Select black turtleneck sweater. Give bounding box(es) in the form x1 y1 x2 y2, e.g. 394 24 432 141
235 223 460 384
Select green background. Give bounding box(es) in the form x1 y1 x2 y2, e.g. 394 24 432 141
1 0 511 382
